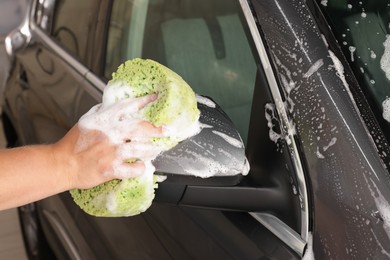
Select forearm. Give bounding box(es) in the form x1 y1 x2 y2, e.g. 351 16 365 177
0 103 161 211
0 145 72 210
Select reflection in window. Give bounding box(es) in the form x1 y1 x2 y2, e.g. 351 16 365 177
105 0 257 143
51 0 96 64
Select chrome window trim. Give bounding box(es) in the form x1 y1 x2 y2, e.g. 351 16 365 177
239 0 309 253
250 212 306 257
85 71 106 93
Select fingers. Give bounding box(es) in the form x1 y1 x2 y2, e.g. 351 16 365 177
121 121 164 139
134 93 158 109
112 94 158 115
107 139 162 179
75 94 164 183
117 141 162 160
111 160 145 179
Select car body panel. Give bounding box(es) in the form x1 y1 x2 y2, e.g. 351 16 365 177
251 0 390 258
3 0 302 259
4 0 390 259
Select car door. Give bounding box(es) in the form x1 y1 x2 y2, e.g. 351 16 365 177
3 0 110 259
67 0 304 259
249 0 390 258
5 0 308 259
4 0 101 145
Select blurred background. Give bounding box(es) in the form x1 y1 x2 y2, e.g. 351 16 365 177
0 0 27 37
0 1 29 259
0 0 27 106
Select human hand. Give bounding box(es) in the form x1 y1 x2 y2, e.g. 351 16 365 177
53 95 164 190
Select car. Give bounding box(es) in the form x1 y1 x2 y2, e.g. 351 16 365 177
3 0 390 259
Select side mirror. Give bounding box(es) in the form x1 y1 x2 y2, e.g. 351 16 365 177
153 95 249 186
153 96 289 216
153 96 265 210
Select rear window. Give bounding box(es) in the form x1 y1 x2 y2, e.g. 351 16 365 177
104 0 258 144
318 0 390 140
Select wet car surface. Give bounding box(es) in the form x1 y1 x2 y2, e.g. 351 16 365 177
3 0 390 259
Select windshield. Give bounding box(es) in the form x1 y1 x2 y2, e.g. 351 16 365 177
318 0 390 140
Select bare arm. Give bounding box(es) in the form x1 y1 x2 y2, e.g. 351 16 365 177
0 127 115 210
0 95 162 210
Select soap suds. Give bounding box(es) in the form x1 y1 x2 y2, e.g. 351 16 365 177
196 95 216 108
302 232 316 260
383 97 390 122
349 46 356 62
303 59 324 78
265 103 282 144
78 81 200 179
380 36 390 80
106 191 118 213
212 130 244 148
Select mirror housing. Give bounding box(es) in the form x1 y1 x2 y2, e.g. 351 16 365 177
153 96 249 181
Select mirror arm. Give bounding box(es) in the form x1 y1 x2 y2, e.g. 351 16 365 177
155 182 290 213
180 185 289 213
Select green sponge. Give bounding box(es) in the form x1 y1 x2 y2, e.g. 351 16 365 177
70 59 200 217
70 174 156 217
109 58 200 126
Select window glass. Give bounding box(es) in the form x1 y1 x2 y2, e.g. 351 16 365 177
318 1 390 139
51 0 96 63
105 0 257 143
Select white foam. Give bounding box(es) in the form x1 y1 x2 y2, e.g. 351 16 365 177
323 137 337 152
101 82 136 109
349 46 356 62
364 174 390 242
382 97 390 122
78 81 200 180
302 232 316 260
196 95 216 108
106 191 118 214
164 149 244 178
371 50 377 59
380 36 390 81
265 103 282 144
212 130 244 148
303 59 324 78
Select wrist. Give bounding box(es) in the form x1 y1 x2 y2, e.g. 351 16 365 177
51 140 78 191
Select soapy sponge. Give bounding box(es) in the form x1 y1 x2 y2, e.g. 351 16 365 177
70 171 156 217
110 58 200 127
70 59 200 217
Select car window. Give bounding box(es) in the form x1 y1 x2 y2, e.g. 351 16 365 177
104 0 257 144
50 0 96 64
318 0 390 140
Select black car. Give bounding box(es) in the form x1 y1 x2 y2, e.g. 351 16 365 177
3 0 390 259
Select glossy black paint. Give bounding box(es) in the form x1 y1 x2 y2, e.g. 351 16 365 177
3 0 301 259
153 98 247 180
4 0 390 259
252 0 390 258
